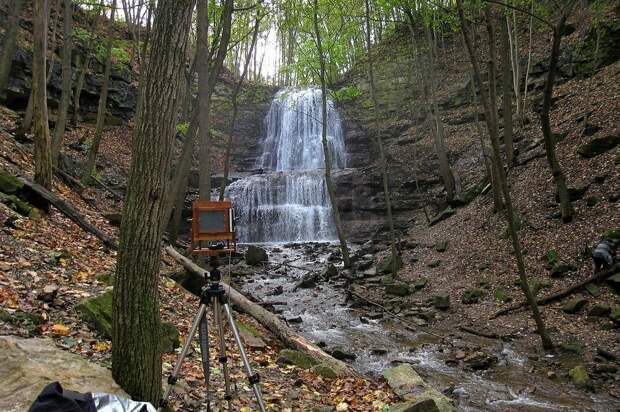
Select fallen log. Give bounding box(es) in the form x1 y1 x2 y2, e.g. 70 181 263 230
16 176 118 250
491 264 619 318
164 245 359 377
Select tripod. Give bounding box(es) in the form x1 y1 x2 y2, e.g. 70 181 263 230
159 260 266 412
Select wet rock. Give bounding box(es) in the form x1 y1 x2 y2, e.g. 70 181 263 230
276 349 318 370
413 277 428 290
464 351 498 371
269 285 284 296
383 364 454 411
286 316 303 324
435 241 448 252
371 348 388 356
569 365 591 388
432 293 450 310
577 135 620 158
378 253 403 274
330 347 357 361
245 245 268 266
310 364 338 379
385 282 411 297
325 263 338 278
295 272 319 289
461 288 484 304
0 336 127 411
589 303 611 317
562 297 588 314
429 207 455 227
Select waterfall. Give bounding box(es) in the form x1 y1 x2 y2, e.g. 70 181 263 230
227 88 347 243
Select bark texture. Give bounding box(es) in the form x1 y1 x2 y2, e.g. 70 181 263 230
33 0 52 190
111 0 193 404
0 0 23 94
52 0 73 165
499 16 514 166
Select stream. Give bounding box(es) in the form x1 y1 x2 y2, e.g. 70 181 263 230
235 243 620 412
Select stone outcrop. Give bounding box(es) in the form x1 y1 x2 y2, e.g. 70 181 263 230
0 336 126 412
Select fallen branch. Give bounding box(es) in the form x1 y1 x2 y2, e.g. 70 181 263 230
17 176 118 250
491 264 619 318
164 246 359 377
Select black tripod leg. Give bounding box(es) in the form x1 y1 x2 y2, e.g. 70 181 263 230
222 302 267 412
159 303 208 411
198 311 211 410
213 298 234 411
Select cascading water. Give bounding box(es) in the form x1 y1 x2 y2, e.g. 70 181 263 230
226 88 347 243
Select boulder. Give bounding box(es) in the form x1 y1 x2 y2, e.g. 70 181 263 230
378 253 403 274
569 365 591 388
383 364 454 411
0 336 127 412
0 169 23 194
562 297 588 314
385 282 411 297
413 277 428 290
588 303 611 317
310 364 338 379
388 399 440 412
577 135 620 158
330 347 357 361
462 288 484 304
432 293 450 310
276 349 318 370
245 245 268 266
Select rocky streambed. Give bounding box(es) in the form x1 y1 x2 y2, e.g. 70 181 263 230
232 243 620 411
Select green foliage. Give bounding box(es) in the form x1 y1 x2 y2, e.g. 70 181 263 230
331 85 362 102
175 122 189 136
111 47 130 65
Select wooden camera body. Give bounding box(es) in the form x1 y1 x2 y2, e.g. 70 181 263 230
190 200 237 256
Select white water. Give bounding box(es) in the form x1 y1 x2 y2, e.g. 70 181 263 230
227 88 347 243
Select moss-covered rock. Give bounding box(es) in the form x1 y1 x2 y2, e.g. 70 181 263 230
276 349 318 370
160 321 180 354
462 288 484 304
413 277 428 290
310 364 338 379
385 282 411 297
0 169 23 194
610 307 620 324
432 293 450 310
577 135 620 158
494 288 511 303
77 291 114 337
551 262 577 277
562 297 588 314
388 399 440 412
589 303 611 317
569 365 591 388
378 253 403 274
383 364 455 411
602 228 620 240
0 192 34 217
545 249 560 267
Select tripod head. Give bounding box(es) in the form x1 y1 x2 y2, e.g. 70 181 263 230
208 255 222 283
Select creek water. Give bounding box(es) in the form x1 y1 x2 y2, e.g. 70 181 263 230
226 87 618 410
235 244 619 412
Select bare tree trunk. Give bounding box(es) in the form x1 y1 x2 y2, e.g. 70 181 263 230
0 0 23 95
457 0 553 350
522 2 534 122
313 0 351 268
51 0 72 166
111 0 193 404
80 0 116 186
500 16 515 166
365 0 397 273
540 5 575 223
32 0 53 190
219 10 261 201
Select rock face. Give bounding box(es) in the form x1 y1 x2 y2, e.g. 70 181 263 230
0 336 127 412
245 245 268 266
383 364 455 412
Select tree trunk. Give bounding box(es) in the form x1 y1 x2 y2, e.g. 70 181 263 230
457 1 553 350
313 0 351 268
219 10 261 201
365 0 398 274
32 0 52 190
111 0 193 405
0 0 23 95
81 0 116 186
499 16 515 166
51 0 72 166
540 9 575 223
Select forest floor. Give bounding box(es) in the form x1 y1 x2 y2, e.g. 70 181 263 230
0 109 396 411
